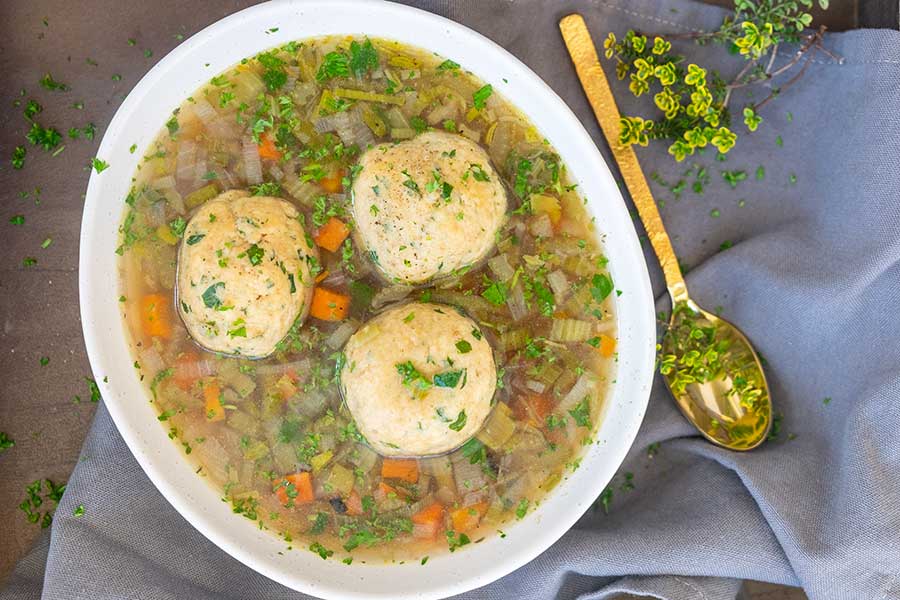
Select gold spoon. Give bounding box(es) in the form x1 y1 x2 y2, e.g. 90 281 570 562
559 14 772 450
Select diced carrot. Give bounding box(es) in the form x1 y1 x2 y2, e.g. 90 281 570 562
313 217 350 253
204 381 224 422
412 502 444 525
315 269 329 284
412 502 445 540
450 502 488 533
345 490 364 516
173 351 201 390
381 458 419 483
257 133 282 161
309 287 350 321
598 334 617 358
319 168 345 193
140 293 172 339
274 472 315 507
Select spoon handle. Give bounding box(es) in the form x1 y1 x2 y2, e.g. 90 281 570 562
559 14 688 304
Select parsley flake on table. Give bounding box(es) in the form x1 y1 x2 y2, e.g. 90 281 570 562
39 73 69 91
0 432 14 452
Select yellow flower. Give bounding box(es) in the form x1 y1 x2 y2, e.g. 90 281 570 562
742 106 762 132
616 61 630 81
631 34 647 53
629 74 650 97
603 32 617 59
652 37 672 55
634 58 654 80
734 21 774 59
667 139 694 162
619 116 652 146
683 127 708 148
710 127 737 153
654 63 677 86
684 64 707 87
654 89 680 120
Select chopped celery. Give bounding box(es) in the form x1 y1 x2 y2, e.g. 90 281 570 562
333 87 404 106
242 439 269 461
360 105 387 137
326 464 355 496
310 450 334 474
390 127 416 140
184 183 219 209
476 402 516 450
155 225 179 246
531 194 561 225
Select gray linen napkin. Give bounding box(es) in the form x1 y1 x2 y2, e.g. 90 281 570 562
4 1 900 599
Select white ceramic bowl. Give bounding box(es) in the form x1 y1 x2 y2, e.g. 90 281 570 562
79 1 656 598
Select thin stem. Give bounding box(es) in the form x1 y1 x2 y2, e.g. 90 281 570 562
752 44 817 111
764 42 780 74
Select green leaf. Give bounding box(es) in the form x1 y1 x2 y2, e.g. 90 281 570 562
433 369 466 389
202 282 224 309
455 340 472 354
472 84 492 110
590 273 613 302
349 38 378 78
447 410 467 431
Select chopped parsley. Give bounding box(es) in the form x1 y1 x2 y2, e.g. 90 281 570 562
39 73 69 91
246 243 265 266
396 361 431 394
202 282 224 309
568 397 591 428
455 340 472 354
437 58 460 71
91 157 110 173
481 277 508 306
316 51 350 82
447 410 467 431
433 369 466 389
349 38 379 78
472 84 493 110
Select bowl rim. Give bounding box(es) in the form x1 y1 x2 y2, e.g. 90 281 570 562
79 1 657 598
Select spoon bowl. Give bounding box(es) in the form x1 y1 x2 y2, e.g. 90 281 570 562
661 299 771 450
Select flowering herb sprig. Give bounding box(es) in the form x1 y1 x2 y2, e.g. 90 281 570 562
605 0 834 162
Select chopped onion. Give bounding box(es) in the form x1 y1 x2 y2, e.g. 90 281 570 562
145 200 167 228
192 159 208 189
458 123 481 143
325 320 359 349
192 98 217 126
371 285 413 310
506 283 528 321
268 163 284 182
254 359 311 376
139 348 164 378
547 270 570 305
529 213 553 238
560 372 596 413
241 136 262 184
153 175 177 190
176 140 197 184
452 455 486 496
525 380 546 394
487 254 515 282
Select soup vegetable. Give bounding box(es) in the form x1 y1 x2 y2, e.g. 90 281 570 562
118 36 618 563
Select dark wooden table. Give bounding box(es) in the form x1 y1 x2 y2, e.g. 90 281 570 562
0 0 895 595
